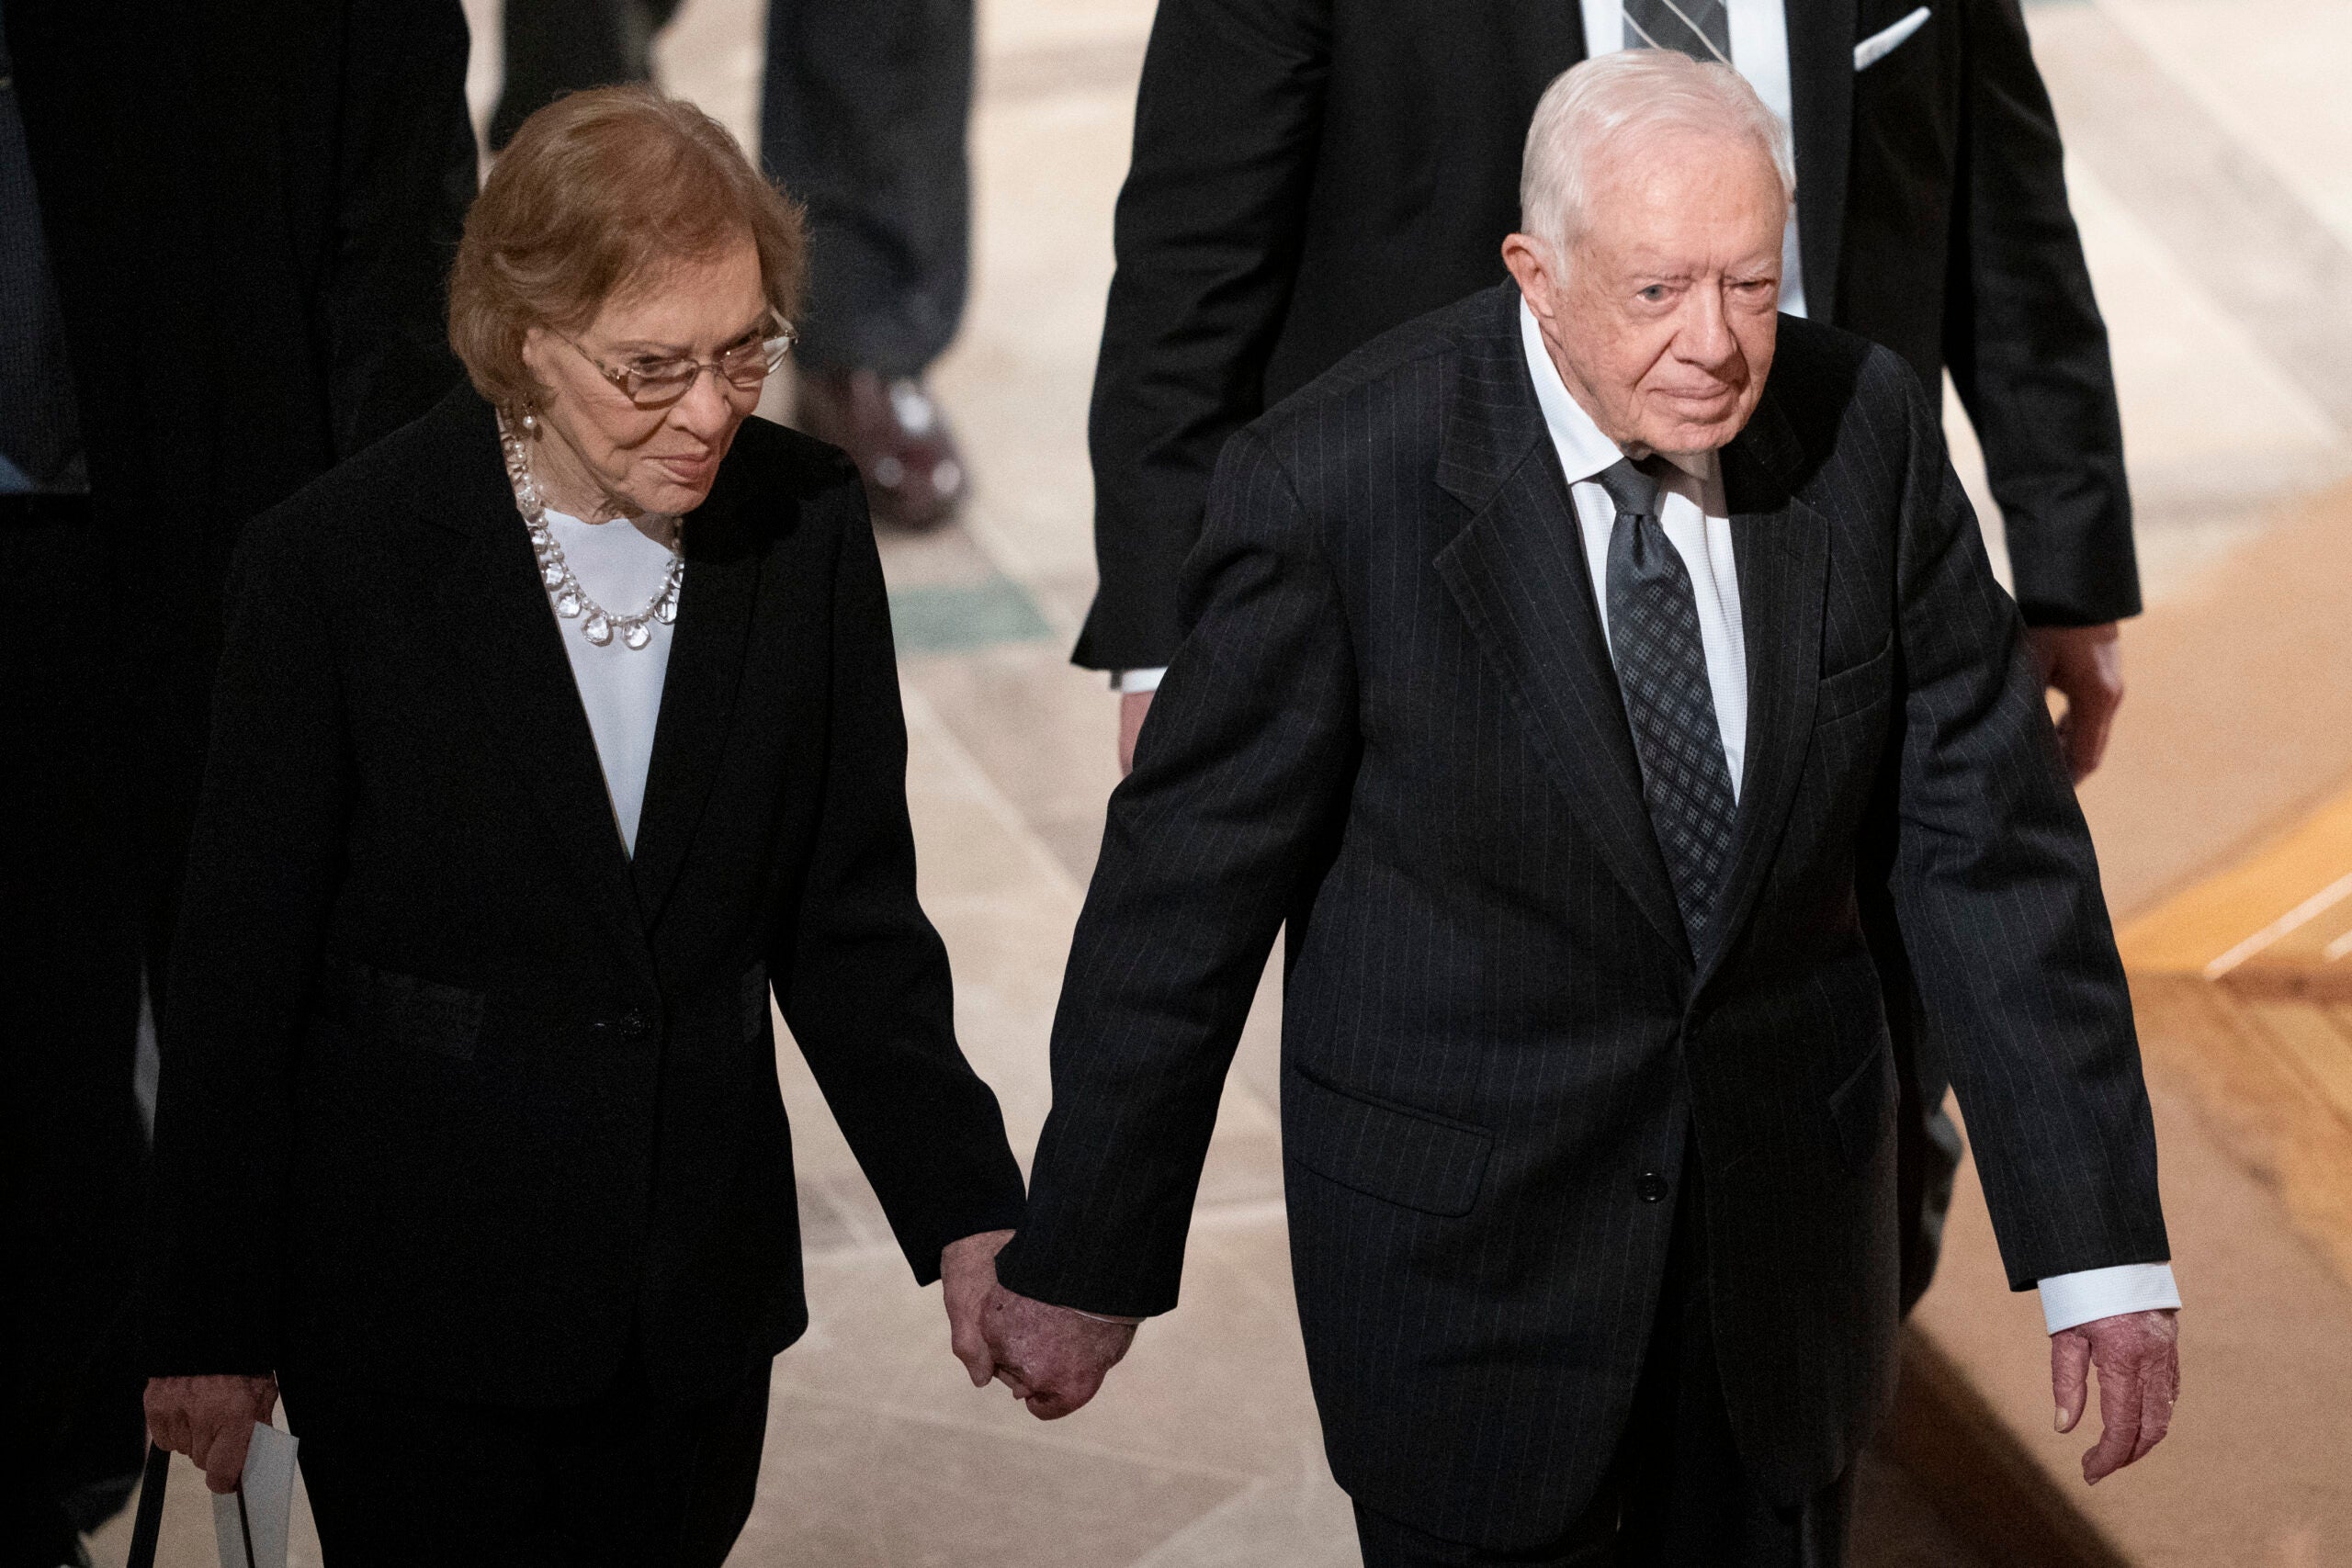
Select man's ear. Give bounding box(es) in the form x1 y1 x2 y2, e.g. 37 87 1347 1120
1501 232 1561 324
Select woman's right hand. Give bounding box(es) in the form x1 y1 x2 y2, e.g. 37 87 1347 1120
144 1374 280 1493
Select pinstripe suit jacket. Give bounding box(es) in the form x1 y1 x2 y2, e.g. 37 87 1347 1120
993 284 2167 1545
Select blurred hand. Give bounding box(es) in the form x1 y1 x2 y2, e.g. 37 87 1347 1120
943 1228 1016 1387
1119 691 1154 777
2051 1307 2178 1483
145 1373 278 1494
981 1283 1137 1419
2026 622 2123 783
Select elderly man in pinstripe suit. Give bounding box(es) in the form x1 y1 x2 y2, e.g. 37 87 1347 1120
981 52 2180 1567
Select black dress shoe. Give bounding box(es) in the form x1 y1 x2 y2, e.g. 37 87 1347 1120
795 369 967 532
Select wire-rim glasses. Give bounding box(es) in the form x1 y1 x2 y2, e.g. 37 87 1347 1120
558 320 798 410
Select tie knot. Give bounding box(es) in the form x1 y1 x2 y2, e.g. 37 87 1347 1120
1595 457 1661 522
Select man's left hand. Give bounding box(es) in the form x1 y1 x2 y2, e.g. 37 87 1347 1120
2026 623 2124 783
942 1229 1016 1388
980 1283 1137 1419
2052 1307 2178 1483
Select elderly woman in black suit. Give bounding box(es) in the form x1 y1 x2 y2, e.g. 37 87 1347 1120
139 87 1025 1565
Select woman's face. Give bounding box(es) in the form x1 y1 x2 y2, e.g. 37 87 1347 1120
518 235 770 520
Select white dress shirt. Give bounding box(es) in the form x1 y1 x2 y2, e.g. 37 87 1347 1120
1517 298 2176 1334
1576 0 1810 320
543 510 677 856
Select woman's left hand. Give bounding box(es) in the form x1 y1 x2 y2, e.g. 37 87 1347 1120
144 1373 280 1493
942 1229 1016 1387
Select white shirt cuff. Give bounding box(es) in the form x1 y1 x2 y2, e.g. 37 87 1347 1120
2036 1262 2181 1335
1112 667 1169 694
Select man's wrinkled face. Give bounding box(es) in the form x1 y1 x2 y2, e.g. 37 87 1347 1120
1503 130 1786 457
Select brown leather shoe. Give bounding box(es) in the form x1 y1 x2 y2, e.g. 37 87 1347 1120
795 369 967 532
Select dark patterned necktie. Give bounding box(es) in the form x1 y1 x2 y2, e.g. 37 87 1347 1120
1623 0 1733 63
1597 458 1739 947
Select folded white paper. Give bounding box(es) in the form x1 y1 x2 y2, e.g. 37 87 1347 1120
212 1423 299 1568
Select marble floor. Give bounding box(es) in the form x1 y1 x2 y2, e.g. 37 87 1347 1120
90 0 2352 1562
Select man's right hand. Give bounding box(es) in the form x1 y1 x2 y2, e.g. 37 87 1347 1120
144 1374 279 1494
1119 690 1155 777
980 1283 1137 1419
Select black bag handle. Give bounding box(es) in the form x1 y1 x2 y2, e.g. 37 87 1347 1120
125 1442 172 1568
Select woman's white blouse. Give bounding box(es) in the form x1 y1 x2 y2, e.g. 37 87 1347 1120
542 510 676 855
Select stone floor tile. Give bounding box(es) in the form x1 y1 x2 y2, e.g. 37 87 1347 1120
743 1393 1245 1568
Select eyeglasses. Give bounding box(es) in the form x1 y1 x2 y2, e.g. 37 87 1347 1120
557 321 798 409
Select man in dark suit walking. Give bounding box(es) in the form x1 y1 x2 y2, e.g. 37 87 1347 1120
1082 0 2137 1314
985 54 2178 1564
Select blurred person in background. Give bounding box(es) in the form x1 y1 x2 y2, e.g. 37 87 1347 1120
1082 0 2139 1319
490 0 684 152
138 89 1026 1567
493 0 978 531
0 0 473 1561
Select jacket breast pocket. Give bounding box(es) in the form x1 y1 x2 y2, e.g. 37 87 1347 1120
1817 634 1894 725
1284 1066 1492 1218
317 956 484 1062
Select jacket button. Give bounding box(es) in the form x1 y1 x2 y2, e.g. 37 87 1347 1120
618 1008 653 1041
1636 1172 1670 1204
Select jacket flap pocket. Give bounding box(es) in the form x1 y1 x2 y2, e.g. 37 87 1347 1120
1817 633 1894 723
1285 1067 1492 1218
319 957 484 1061
1827 1041 1897 1168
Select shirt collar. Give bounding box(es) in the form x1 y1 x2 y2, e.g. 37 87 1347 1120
1516 295 1725 503
1518 296 1626 486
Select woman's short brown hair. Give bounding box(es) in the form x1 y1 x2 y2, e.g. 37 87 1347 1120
449 86 808 414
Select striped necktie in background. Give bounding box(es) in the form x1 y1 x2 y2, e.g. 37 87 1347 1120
1623 0 1733 64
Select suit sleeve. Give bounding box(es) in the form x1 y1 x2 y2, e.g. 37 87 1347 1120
145 525 350 1375
775 483 1026 1284
322 0 477 457
1879 355 2168 1290
1941 0 2139 627
996 426 1358 1314
1075 0 1331 672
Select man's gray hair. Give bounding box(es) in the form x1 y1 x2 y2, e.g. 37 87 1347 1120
1519 51 1796 250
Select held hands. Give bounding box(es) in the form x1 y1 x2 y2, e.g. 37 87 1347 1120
2051 1307 2179 1483
940 1228 1138 1418
144 1373 279 1494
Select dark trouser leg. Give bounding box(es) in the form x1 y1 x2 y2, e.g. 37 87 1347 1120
1349 1154 1854 1568
285 1357 772 1568
1614 1158 1854 1568
1352 1502 1618 1568
489 0 684 150
760 0 973 375
0 502 151 1561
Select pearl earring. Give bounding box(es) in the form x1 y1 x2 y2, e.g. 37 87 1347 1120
520 409 538 433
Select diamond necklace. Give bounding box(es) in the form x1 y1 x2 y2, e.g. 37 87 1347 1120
497 414 684 650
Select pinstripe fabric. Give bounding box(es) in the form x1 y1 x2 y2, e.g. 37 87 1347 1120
996 284 2167 1548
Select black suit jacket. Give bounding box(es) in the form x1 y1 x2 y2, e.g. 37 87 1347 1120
5 0 477 904
1078 0 2136 671
998 287 2166 1543
144 388 1027 1405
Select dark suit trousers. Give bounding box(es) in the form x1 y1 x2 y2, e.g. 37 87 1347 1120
760 0 972 375
1352 1158 1854 1568
283 1355 771 1568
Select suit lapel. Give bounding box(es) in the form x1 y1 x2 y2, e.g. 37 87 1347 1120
1783 0 1858 318
1432 290 1688 958
1696 391 1828 985
628 479 762 926
423 400 655 990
